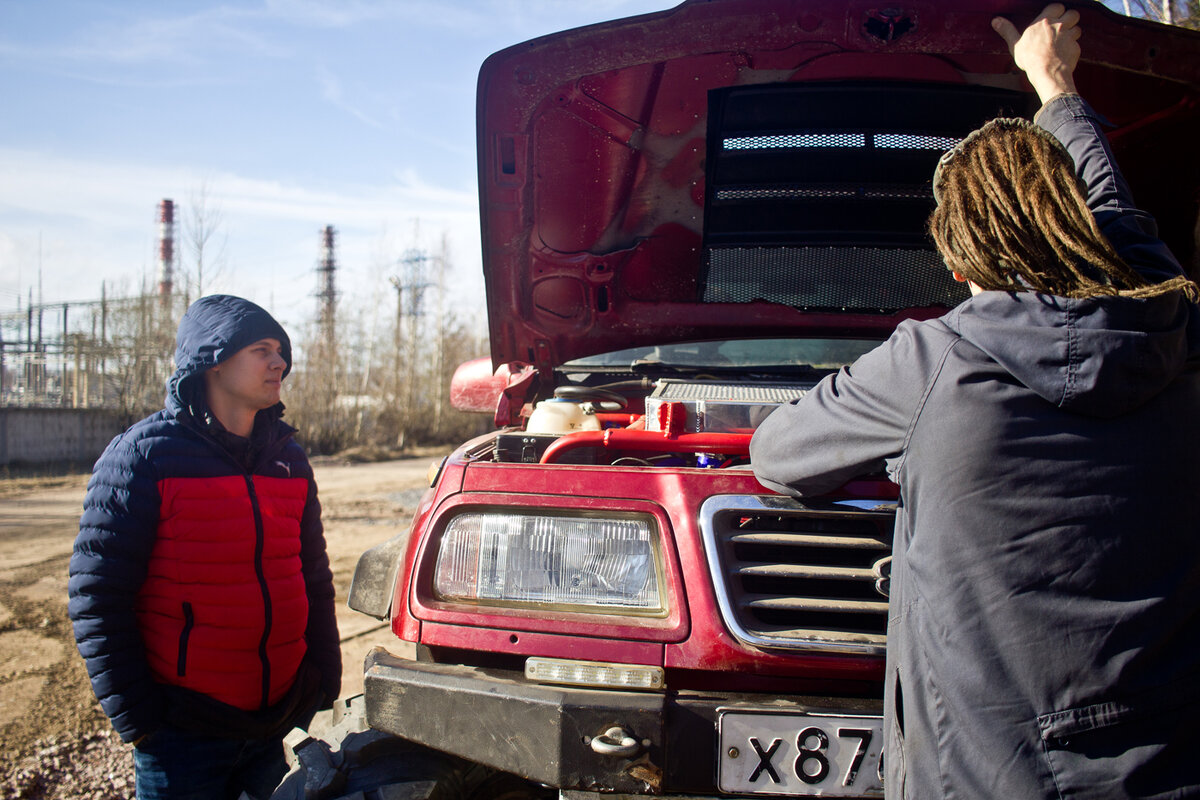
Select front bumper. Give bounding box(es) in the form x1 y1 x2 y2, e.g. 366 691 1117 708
362 647 882 796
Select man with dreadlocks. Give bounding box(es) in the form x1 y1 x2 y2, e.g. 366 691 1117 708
751 4 1200 798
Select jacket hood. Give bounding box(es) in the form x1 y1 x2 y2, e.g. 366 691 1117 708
945 289 1200 417
166 295 292 416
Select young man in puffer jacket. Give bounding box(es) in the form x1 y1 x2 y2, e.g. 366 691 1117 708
69 294 341 800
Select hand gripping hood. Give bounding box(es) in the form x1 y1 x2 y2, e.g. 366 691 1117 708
476 0 1200 370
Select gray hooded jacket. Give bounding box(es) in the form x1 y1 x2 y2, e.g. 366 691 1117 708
750 95 1200 799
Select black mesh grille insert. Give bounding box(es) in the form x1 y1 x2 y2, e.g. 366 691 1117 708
715 184 932 201
703 245 967 311
724 132 959 151
876 133 960 150
702 81 1033 311
725 132 868 150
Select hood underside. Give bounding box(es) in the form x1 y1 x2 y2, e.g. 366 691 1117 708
476 0 1200 370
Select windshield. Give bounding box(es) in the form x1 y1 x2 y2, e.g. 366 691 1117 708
562 338 882 371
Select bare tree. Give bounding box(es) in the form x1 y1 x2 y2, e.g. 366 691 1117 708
183 180 229 298
1107 0 1200 28
278 221 489 456
89 282 182 424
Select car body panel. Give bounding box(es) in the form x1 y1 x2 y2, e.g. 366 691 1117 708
477 0 1200 370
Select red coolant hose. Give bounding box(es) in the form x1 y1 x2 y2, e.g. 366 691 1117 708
539 429 752 464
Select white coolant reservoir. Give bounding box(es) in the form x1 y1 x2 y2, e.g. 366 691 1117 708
526 398 602 435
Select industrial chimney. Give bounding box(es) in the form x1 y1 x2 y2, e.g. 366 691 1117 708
157 199 175 301
314 225 339 386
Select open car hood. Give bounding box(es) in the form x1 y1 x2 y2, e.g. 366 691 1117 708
477 0 1200 370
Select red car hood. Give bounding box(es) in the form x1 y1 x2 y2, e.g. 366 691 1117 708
476 0 1200 370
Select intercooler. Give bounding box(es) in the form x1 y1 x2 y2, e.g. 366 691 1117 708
642 380 811 435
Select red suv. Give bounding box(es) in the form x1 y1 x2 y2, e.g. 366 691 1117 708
283 2 1200 799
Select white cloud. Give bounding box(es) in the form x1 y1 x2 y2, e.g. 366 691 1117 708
0 0 683 327
316 64 387 130
0 147 484 320
261 0 484 31
0 6 288 67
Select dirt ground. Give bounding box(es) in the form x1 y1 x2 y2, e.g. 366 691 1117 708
0 455 443 799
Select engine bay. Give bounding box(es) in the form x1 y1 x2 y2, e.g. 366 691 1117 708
489 378 816 468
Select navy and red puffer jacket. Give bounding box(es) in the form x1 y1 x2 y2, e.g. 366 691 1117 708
140 467 313 710
68 295 340 743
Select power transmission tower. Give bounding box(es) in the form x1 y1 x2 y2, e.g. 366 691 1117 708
316 226 339 367
389 248 435 446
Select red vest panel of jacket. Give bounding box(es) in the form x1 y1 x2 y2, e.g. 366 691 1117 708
136 474 310 710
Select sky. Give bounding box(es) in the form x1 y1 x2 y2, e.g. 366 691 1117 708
0 0 679 337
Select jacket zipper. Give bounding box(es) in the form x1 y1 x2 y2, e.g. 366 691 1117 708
182 418 293 710
177 601 194 677
244 475 274 711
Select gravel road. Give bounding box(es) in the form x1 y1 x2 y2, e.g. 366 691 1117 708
0 455 441 800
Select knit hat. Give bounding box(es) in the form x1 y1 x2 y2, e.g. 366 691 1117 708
166 295 292 413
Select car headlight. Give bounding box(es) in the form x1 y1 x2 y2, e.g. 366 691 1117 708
434 511 664 614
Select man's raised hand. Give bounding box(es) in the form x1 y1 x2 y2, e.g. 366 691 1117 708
993 3 1081 103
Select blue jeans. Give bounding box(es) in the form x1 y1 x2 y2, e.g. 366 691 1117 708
133 726 289 800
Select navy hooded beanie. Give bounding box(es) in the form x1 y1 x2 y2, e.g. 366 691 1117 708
167 295 292 416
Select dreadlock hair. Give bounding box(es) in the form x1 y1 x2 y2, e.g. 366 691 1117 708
929 117 1198 302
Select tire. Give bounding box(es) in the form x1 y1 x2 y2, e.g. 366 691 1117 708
441 764 555 800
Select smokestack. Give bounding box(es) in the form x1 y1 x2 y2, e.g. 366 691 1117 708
157 199 175 300
315 225 339 370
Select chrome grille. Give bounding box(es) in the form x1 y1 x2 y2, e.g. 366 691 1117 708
700 495 895 655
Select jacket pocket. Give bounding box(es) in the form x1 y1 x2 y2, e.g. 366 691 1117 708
885 669 907 799
1037 690 1198 799
177 601 194 677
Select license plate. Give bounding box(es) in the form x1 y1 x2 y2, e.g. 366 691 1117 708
718 711 884 797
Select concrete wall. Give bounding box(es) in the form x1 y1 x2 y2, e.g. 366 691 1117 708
0 408 127 467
